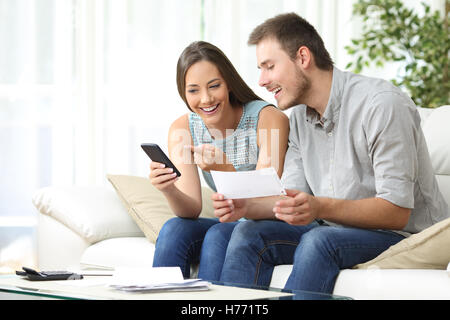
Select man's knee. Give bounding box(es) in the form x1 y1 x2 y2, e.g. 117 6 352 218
226 220 271 254
298 226 335 255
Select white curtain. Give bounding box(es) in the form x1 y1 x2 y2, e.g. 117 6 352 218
0 0 203 226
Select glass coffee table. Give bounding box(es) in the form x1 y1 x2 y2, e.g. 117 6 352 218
0 275 351 300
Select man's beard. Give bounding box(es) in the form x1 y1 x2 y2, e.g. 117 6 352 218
279 67 311 110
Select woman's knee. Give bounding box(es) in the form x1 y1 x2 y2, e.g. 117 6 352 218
157 217 208 246
158 217 187 238
204 222 235 244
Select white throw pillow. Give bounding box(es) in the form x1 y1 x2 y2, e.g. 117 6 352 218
32 186 143 244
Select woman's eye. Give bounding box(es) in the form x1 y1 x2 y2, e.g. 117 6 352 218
209 84 220 89
187 89 198 94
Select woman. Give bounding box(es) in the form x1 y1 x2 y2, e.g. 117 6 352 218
150 41 289 280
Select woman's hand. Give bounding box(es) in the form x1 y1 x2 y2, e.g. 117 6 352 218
211 193 247 222
187 144 230 172
149 161 179 193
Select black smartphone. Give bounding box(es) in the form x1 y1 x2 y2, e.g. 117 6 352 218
141 143 181 177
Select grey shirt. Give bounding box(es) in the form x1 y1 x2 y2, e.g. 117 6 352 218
282 67 449 236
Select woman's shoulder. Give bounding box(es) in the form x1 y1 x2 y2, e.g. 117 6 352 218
244 99 273 112
245 100 285 117
169 113 190 132
258 104 289 123
168 113 193 146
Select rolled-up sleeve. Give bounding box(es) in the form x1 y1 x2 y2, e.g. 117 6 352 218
363 92 418 209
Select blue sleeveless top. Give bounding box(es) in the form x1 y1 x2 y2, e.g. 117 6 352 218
188 100 271 191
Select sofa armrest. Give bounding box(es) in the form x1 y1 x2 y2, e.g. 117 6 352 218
33 185 144 244
37 214 91 270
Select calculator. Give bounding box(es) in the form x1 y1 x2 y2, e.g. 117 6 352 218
16 267 83 281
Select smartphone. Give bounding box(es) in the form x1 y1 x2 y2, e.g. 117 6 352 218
141 143 181 177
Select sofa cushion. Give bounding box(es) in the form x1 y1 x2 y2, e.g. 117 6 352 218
355 217 450 269
33 186 143 244
107 174 216 243
333 268 450 300
80 237 155 270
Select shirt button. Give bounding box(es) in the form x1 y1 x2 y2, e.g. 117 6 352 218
328 132 333 137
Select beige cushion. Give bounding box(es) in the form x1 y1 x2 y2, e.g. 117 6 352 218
107 174 216 243
355 217 450 269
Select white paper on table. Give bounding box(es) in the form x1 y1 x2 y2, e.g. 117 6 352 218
210 167 287 199
108 267 211 292
109 266 184 286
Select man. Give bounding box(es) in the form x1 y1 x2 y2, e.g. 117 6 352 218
209 13 449 293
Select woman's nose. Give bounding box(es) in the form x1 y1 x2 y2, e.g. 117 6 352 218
201 91 214 104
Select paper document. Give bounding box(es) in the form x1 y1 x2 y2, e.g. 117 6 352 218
111 279 210 293
210 167 286 199
108 267 211 293
109 266 184 286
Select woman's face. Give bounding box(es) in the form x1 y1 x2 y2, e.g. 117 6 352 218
185 60 232 127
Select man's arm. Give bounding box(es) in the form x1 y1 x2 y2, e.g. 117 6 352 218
274 189 411 230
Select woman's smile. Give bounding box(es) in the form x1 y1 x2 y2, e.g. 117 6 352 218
200 103 220 115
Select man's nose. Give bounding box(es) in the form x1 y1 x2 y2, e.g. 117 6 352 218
258 71 269 87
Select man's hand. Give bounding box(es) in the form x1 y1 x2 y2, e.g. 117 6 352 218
273 189 321 225
212 193 247 223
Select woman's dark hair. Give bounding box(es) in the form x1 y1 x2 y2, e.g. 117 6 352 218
248 12 333 71
177 41 261 111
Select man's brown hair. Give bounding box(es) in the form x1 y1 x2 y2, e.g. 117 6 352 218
248 13 333 71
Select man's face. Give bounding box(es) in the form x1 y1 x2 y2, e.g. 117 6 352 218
256 38 310 110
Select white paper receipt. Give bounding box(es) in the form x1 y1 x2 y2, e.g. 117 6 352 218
210 167 287 199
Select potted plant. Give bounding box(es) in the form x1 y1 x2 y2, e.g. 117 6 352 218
345 0 449 108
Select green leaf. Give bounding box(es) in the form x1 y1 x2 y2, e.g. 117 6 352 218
346 0 447 108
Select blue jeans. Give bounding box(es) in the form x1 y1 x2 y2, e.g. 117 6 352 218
198 221 240 280
153 217 218 278
152 217 239 280
218 219 405 294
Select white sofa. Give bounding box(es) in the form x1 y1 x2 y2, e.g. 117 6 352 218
34 106 450 300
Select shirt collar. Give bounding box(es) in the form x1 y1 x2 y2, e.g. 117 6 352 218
305 67 344 133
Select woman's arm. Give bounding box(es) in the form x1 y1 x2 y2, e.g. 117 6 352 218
256 106 289 177
213 106 290 222
149 114 203 218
